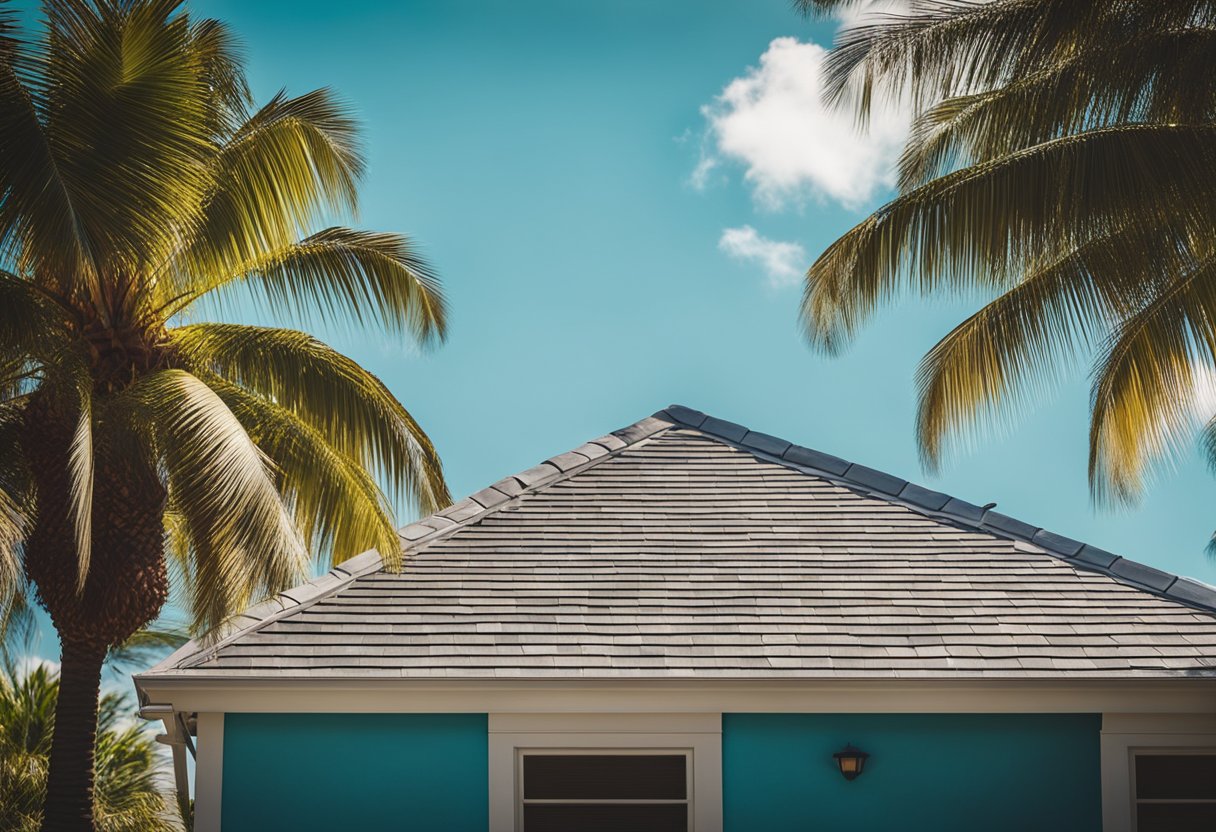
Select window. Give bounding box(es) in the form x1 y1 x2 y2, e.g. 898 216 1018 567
517 750 691 832
487 713 721 831
1134 752 1216 832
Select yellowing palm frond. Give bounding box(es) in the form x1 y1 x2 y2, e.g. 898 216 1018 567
186 227 447 345
804 124 1216 353
123 369 305 635
172 322 449 516
210 378 400 568
914 224 1192 468
180 88 365 283
1089 256 1216 502
66 384 93 592
43 0 215 279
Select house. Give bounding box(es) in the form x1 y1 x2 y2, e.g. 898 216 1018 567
134 405 1216 832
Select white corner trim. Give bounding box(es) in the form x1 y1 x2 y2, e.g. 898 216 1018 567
488 713 722 832
1100 712 1216 832
194 713 224 832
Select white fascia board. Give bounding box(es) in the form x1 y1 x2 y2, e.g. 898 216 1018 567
135 677 1216 716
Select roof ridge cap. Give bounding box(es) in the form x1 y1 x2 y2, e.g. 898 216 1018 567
395 411 676 552
140 411 680 675
664 404 1216 616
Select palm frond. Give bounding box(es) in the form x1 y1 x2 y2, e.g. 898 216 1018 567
209 378 400 567
122 369 305 636
913 225 1189 468
0 5 90 284
824 0 1091 116
188 17 250 138
41 0 214 279
803 124 1216 353
898 25 1216 189
823 0 1209 117
178 88 364 282
172 323 449 517
1089 254 1216 503
66 383 93 593
106 624 188 671
186 227 446 346
0 399 30 657
793 0 860 14
0 267 65 362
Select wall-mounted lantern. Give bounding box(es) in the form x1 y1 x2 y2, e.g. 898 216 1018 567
832 744 869 781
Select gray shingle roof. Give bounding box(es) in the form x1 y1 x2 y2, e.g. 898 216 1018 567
142 406 1216 680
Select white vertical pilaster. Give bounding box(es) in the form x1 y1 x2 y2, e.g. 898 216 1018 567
193 712 225 832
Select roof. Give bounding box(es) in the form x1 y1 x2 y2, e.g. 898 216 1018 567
140 405 1216 682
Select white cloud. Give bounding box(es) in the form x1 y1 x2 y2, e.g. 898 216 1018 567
15 655 60 678
695 34 912 210
718 226 807 288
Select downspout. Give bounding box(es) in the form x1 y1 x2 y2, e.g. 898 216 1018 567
141 703 194 825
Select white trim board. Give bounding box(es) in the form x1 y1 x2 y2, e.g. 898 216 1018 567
193 713 224 832
488 713 722 832
137 678 1216 716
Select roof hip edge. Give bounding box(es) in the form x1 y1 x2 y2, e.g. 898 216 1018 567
661 404 1216 616
142 411 680 675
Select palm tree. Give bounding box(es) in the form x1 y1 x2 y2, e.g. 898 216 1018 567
0 661 183 832
797 1 1216 527
0 2 450 828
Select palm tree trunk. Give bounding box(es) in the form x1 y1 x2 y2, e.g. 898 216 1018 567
42 639 106 832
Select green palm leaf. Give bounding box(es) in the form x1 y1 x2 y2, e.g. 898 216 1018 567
180 88 365 283
185 227 447 345
804 124 1216 353
43 0 214 279
898 25 1216 190
172 322 449 516
0 6 90 283
915 224 1194 467
1089 256 1216 502
210 378 400 567
122 369 306 635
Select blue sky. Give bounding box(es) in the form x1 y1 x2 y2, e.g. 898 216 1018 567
21 0 1216 672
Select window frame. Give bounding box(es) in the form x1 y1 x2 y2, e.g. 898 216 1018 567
1100 714 1216 832
1130 748 1216 830
516 747 693 830
487 713 723 832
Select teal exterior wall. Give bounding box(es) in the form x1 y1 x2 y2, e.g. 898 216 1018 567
722 713 1102 832
220 713 487 832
